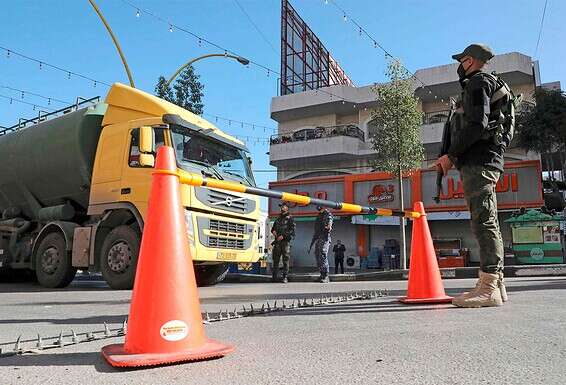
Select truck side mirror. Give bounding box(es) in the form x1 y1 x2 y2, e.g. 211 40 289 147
139 126 155 167
139 126 154 154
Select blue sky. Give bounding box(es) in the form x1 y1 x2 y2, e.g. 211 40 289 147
1 0 564 194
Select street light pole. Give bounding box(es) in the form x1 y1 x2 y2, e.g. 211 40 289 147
165 54 250 88
87 0 135 88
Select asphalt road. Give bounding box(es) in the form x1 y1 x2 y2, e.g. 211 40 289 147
1 277 565 385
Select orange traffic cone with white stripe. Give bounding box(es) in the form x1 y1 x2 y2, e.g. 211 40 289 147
399 201 453 304
101 146 234 367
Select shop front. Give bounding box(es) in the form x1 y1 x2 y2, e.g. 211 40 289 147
268 160 544 269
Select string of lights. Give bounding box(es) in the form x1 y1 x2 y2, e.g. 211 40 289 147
204 112 277 133
0 93 53 111
0 46 111 88
0 85 71 105
326 0 450 106
120 0 356 106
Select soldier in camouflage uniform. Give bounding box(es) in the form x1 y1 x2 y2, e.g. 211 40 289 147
271 202 295 283
436 44 514 307
309 205 333 283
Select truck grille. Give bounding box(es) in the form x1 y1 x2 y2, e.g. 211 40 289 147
208 237 245 249
207 190 248 213
194 187 256 214
209 219 245 234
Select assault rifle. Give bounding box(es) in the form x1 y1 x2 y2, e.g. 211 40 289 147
433 98 456 204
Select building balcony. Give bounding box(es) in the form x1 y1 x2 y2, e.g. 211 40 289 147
269 124 368 164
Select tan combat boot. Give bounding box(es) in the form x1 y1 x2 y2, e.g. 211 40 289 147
452 272 503 308
498 272 508 302
457 271 508 302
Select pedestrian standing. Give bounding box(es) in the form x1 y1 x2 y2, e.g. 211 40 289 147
309 205 333 283
333 240 346 274
436 44 515 307
270 202 295 283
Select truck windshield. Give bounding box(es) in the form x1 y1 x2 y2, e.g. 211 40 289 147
171 128 256 187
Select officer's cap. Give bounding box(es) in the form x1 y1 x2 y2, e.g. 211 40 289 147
452 44 494 63
278 202 289 208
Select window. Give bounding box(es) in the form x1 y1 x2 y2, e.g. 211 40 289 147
128 127 166 167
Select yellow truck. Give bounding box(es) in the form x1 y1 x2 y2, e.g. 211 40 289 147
0 83 262 289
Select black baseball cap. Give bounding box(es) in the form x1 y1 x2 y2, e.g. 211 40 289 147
452 44 494 63
279 202 289 208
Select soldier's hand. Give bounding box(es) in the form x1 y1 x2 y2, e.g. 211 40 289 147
435 155 453 176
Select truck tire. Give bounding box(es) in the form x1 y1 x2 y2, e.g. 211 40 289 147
195 263 229 286
100 225 140 290
34 232 77 288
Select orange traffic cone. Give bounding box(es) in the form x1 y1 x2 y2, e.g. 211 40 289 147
101 146 234 367
399 201 453 304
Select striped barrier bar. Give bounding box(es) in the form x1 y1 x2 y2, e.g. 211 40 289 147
156 169 421 219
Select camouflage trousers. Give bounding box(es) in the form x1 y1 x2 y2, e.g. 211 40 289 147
272 241 291 277
460 164 504 274
314 238 331 276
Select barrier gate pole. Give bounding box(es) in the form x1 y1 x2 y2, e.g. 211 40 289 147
155 169 421 219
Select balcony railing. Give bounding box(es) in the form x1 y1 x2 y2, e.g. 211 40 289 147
270 124 365 145
422 110 451 125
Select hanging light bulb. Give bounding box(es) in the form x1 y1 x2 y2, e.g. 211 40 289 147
67 72 71 80
359 27 362 36
342 100 345 105
343 13 347 22
6 50 10 58
47 98 51 105
136 9 140 17
39 62 42 70
93 80 97 88
267 69 270 77
9 98 13 104
169 24 173 32
373 41 377 49
21 91 24 99
198 38 202 46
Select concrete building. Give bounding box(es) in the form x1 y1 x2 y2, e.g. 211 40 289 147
268 52 548 269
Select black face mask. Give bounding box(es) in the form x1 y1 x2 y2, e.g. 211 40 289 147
457 63 467 79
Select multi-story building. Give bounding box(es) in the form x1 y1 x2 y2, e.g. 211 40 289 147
268 52 549 269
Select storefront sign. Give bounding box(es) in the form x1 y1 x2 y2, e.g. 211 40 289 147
368 184 395 203
268 180 344 215
421 162 543 210
354 178 412 210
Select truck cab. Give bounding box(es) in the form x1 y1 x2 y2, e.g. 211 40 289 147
0 83 261 289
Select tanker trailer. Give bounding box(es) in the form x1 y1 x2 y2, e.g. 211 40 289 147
0 83 262 289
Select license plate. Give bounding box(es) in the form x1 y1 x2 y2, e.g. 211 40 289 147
217 252 237 260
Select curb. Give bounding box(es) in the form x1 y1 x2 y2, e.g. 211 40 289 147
225 264 566 283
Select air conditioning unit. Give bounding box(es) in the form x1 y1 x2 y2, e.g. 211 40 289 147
345 255 360 269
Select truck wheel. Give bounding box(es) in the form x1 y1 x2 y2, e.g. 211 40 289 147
100 225 140 290
195 263 229 286
34 232 77 288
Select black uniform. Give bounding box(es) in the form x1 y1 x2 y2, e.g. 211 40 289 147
333 243 346 274
271 211 295 279
310 209 333 278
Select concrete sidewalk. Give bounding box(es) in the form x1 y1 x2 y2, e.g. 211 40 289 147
226 264 566 283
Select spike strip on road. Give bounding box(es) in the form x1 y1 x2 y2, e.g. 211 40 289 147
154 169 421 219
0 290 387 357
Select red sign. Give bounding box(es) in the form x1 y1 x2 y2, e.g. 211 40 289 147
287 189 328 207
368 184 395 203
438 173 519 201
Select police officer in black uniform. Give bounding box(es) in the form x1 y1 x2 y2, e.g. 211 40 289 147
271 202 295 283
309 205 333 283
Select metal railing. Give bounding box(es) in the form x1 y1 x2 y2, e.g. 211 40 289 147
270 124 365 145
0 96 101 136
422 110 451 125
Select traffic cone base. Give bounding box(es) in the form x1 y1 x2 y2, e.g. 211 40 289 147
101 339 234 368
399 201 453 305
399 295 453 304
